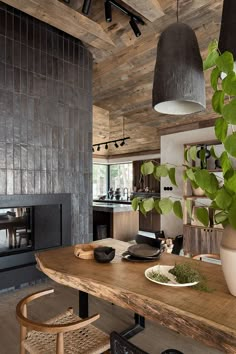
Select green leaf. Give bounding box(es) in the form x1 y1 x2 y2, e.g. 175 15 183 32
131 197 139 211
205 191 217 200
220 151 233 175
215 187 232 210
142 198 154 212
186 199 192 219
210 146 218 159
228 199 236 229
208 40 218 53
154 199 161 214
196 207 209 227
222 99 236 125
139 201 146 216
224 133 236 157
222 71 236 96
210 67 220 91
141 161 154 176
214 117 228 142
168 168 177 187
216 51 234 74
194 170 218 194
224 171 236 193
159 198 173 214
199 148 207 168
214 211 228 224
224 168 234 181
186 168 196 181
203 50 219 70
189 146 197 161
154 165 168 178
173 201 183 219
190 180 198 189
212 90 224 114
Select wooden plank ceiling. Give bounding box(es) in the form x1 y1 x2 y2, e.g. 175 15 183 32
77 0 222 157
3 0 223 157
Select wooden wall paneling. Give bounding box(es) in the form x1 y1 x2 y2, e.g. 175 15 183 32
183 225 223 256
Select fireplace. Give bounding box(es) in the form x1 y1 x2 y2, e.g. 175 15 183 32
0 194 71 290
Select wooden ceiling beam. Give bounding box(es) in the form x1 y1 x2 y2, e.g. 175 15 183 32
1 0 115 50
121 0 164 22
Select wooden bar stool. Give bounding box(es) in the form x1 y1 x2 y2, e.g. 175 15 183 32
16 288 110 354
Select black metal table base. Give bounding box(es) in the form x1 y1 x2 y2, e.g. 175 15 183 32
79 290 88 318
120 313 145 339
79 291 145 339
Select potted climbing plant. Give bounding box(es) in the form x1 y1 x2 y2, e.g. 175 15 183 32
132 40 236 296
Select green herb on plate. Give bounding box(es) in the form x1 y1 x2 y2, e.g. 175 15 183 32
169 263 213 292
169 263 202 284
148 270 170 283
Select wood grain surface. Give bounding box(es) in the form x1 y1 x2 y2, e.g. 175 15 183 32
36 238 236 353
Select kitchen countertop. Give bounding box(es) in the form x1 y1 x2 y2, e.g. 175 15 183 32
93 202 134 213
93 198 131 204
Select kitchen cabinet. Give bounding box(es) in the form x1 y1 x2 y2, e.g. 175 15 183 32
139 209 160 233
93 202 139 242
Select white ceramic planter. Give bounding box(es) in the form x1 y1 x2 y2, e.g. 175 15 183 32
220 225 236 296
192 186 205 197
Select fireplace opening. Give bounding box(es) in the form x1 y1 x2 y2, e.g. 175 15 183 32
0 207 33 256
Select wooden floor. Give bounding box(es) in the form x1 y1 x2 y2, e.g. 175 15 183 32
0 279 223 354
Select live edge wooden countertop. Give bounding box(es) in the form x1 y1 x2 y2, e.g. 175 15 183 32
36 238 236 353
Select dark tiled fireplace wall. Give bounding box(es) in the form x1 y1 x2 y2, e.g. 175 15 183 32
0 2 93 243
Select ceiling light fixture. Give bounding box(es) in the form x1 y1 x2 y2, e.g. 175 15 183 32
82 0 92 15
92 137 130 153
105 0 112 22
129 17 141 38
152 0 205 115
104 0 144 37
218 0 236 74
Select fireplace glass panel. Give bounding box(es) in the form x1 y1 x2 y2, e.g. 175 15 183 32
0 207 33 255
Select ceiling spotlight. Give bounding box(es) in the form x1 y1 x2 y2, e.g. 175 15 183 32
105 0 112 22
129 17 141 37
114 142 119 148
120 140 125 146
105 143 108 150
63 0 70 3
97 145 100 151
82 0 92 15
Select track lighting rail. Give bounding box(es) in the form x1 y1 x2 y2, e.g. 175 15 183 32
92 137 130 152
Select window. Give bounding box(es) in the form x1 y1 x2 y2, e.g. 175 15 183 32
93 164 108 199
109 163 133 195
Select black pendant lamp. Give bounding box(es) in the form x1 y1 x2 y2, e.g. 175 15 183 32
152 2 205 115
219 0 236 68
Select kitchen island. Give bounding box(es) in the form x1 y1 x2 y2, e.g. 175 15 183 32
93 202 139 241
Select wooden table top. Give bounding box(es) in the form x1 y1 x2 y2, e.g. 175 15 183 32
36 239 236 353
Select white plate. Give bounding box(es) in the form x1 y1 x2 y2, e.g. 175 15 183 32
144 265 199 287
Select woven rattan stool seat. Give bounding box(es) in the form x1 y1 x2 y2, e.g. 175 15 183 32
16 289 110 354
23 309 110 354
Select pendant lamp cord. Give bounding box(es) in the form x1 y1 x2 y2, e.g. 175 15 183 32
176 0 179 23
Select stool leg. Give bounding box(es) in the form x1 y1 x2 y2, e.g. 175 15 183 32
20 304 27 354
56 333 64 354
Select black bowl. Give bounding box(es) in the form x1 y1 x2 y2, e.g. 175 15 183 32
94 246 115 263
